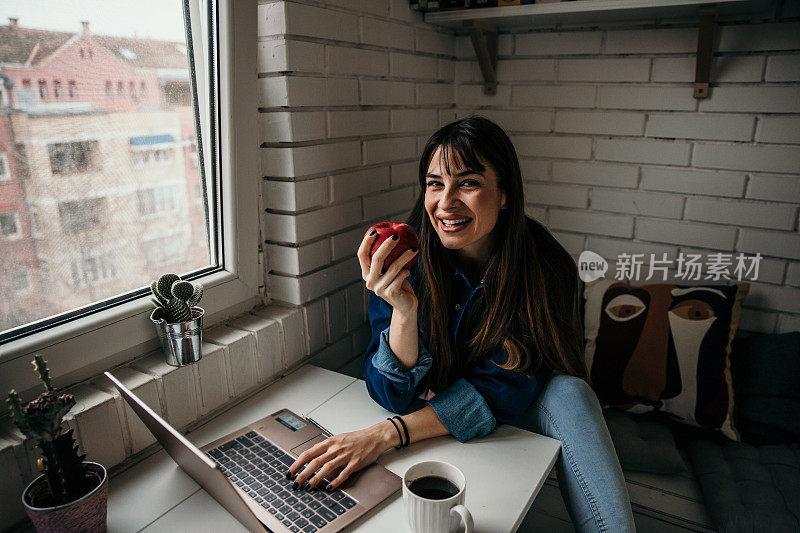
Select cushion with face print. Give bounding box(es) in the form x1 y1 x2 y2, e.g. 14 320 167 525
583 279 748 441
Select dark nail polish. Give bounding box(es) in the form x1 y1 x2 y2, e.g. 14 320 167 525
391 234 399 240
369 229 376 236
285 471 292 479
411 247 418 252
301 482 310 490
325 484 333 492
292 481 299 490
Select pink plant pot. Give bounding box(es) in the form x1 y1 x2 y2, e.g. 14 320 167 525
23 461 108 533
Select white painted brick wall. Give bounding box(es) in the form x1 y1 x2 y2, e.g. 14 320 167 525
258 39 325 74
453 19 799 334
257 0 439 376
259 8 800 395
93 368 162 455
131 353 199 430
204 326 260 397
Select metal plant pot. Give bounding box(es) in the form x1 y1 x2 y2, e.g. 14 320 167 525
150 306 204 366
22 461 108 533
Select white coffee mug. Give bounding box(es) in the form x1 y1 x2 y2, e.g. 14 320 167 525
402 461 474 533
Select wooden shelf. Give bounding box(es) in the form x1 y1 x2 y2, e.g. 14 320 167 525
424 0 776 30
425 0 778 97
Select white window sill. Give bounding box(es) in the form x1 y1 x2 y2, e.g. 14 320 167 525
0 268 261 401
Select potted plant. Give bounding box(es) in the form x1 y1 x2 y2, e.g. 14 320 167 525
7 355 108 533
149 273 204 366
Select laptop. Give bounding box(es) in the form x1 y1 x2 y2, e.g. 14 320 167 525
105 371 401 533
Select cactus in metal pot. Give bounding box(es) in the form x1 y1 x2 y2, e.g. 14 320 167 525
7 355 90 506
150 273 204 323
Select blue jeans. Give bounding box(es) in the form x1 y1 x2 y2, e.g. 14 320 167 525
510 374 636 532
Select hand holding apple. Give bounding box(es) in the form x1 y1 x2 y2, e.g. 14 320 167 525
367 222 420 274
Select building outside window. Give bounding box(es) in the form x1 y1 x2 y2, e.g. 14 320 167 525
10 270 31 293
143 231 185 269
29 206 43 238
57 198 107 234
0 211 22 240
0 151 9 181
14 144 28 178
0 0 227 397
68 251 118 288
48 141 98 174
132 147 174 167
138 185 178 217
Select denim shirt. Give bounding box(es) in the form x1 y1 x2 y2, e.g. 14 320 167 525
361 255 549 443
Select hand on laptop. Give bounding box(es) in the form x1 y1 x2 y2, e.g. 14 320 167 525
285 420 401 491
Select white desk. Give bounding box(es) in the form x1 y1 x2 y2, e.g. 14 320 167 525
107 365 560 532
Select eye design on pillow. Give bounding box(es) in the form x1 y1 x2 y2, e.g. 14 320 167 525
670 299 715 321
604 294 646 322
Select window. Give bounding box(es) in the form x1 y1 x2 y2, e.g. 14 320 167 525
48 141 98 174
22 79 31 88
80 48 85 59
14 143 28 178
140 81 147 99
54 80 62 99
117 81 124 97
58 198 107 233
69 251 118 288
138 185 178 217
11 270 31 293
129 81 136 99
0 211 22 240
0 0 251 402
132 148 174 167
105 81 112 97
0 151 9 181
38 80 47 100
68 81 77 99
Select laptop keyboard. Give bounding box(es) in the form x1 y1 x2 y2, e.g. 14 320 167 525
207 431 357 533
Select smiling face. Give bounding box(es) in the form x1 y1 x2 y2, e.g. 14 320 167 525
424 146 507 266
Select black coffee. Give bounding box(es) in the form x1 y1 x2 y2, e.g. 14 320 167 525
408 475 459 500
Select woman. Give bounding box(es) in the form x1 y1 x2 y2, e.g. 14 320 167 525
287 117 635 532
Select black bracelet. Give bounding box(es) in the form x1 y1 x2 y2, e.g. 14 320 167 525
386 418 403 449
393 415 410 448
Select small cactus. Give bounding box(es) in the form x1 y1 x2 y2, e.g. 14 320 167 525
151 281 168 307
150 274 203 323
7 356 90 506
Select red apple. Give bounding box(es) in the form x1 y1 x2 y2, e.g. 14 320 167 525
368 222 419 274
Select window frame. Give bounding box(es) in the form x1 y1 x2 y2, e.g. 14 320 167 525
0 0 260 399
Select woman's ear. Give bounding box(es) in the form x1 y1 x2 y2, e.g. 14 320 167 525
500 191 508 210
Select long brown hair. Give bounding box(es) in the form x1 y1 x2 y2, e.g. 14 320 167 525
406 116 587 393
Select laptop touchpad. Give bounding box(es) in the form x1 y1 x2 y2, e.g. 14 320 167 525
290 434 327 456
